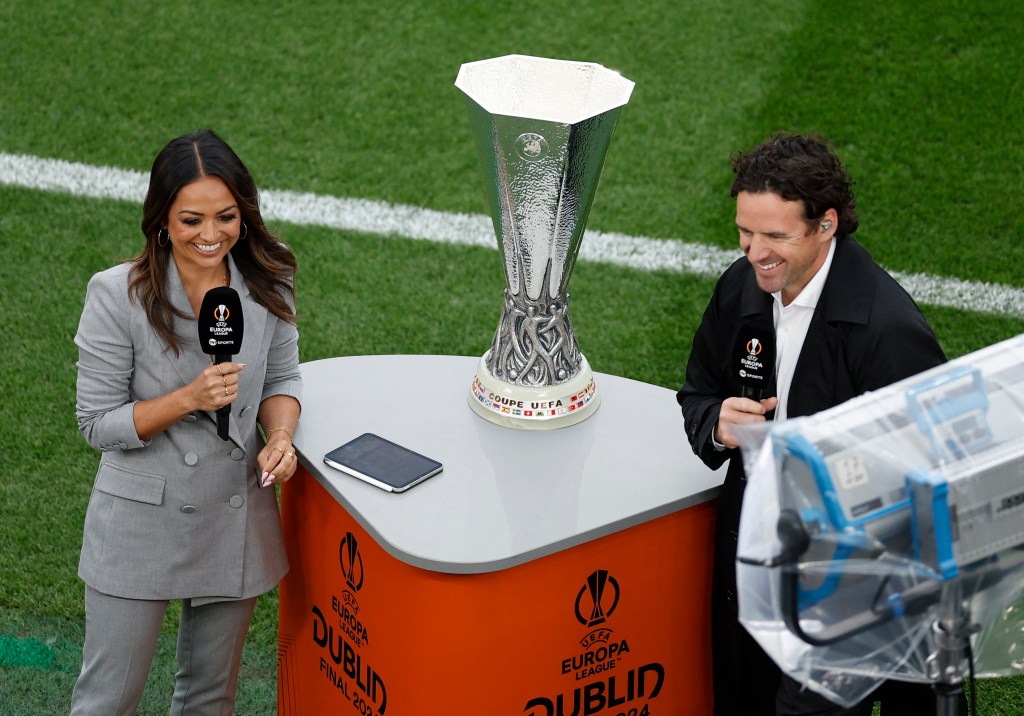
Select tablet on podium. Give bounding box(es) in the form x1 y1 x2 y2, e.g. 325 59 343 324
323 432 443 493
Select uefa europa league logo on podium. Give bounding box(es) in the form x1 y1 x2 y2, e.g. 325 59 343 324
456 54 634 429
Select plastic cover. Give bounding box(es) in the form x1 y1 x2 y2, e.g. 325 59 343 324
734 333 1024 707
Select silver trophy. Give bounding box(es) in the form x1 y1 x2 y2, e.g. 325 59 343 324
456 54 634 429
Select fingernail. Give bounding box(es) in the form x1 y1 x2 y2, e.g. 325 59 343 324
261 471 269 481
269 474 276 482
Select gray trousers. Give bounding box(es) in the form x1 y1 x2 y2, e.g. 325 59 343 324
70 585 258 716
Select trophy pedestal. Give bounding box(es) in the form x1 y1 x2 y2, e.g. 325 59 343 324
277 355 718 714
468 354 601 429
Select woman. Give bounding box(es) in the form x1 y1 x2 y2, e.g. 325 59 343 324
71 129 301 715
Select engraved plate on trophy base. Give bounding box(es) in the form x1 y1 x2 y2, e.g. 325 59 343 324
469 354 600 430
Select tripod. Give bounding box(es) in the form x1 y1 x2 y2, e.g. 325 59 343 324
931 581 977 716
772 515 1024 716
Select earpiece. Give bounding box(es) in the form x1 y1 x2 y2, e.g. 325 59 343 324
821 221 833 231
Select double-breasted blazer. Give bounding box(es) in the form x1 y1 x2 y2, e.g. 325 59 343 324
75 255 301 604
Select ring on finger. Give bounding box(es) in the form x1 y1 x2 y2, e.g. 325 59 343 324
284 451 295 459
273 447 285 454
224 386 230 396
216 363 224 376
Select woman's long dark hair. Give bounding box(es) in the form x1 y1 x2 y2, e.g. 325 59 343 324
129 129 297 355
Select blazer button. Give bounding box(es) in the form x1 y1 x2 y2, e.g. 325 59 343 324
181 505 197 514
229 495 244 508
182 414 198 423
230 448 245 461
184 452 199 466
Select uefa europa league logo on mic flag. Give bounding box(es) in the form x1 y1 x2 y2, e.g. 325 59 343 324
455 55 634 429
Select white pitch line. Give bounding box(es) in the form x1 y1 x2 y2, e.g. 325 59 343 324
2 151 1022 317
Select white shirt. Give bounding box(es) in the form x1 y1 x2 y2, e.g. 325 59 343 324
772 237 837 420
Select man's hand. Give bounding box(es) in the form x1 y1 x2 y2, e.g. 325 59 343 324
714 396 778 449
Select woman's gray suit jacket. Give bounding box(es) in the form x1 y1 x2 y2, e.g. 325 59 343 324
74 256 302 604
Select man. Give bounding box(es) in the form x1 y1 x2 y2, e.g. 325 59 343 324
677 133 946 715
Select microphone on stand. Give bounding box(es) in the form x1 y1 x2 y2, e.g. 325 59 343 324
198 286 244 441
734 324 775 401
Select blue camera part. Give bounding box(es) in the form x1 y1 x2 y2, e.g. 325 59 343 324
906 366 992 462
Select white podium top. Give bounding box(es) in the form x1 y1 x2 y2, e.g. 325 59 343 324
291 355 721 574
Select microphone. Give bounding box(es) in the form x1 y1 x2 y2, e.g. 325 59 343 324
198 286 244 440
734 324 775 401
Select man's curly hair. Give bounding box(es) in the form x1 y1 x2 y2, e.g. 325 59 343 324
730 132 859 238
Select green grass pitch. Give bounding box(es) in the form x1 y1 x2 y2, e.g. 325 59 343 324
2 1 1023 713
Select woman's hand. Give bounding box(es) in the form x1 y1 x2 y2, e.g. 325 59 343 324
256 395 301 488
257 434 297 488
133 362 246 441
186 362 245 413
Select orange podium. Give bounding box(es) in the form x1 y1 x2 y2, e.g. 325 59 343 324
278 355 721 715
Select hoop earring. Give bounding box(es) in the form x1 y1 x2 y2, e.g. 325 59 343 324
239 222 249 240
157 228 169 247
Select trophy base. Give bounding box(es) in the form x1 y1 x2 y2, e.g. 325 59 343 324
468 354 601 430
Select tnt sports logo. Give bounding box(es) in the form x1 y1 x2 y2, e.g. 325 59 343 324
213 303 231 322
575 569 620 627
339 532 364 591
745 337 763 356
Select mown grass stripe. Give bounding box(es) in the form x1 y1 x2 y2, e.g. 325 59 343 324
0 634 54 670
2 151 1021 317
